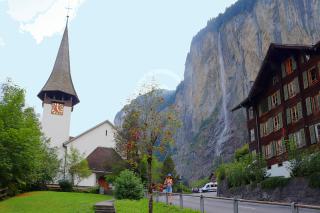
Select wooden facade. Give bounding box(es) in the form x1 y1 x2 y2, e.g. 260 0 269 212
233 42 320 167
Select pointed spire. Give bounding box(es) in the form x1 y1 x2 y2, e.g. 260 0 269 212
38 22 80 106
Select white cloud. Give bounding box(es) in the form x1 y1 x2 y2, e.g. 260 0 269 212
7 0 86 43
7 0 55 22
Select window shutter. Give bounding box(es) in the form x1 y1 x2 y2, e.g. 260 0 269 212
268 118 273 134
317 95 320 111
260 123 263 136
291 56 297 70
303 71 309 89
279 112 283 128
281 63 286 78
306 97 312 115
309 125 316 144
268 96 272 110
271 142 276 157
277 90 281 105
284 85 288 100
294 77 300 93
300 129 306 146
286 108 291 124
297 102 303 120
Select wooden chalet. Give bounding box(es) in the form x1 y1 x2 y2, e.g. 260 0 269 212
233 41 320 176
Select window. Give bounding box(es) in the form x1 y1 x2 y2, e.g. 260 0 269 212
287 103 302 124
284 78 299 100
262 122 268 136
273 115 280 131
287 81 296 98
271 92 278 107
250 129 255 142
291 106 299 123
105 130 108 136
289 129 306 148
308 67 318 85
306 94 320 115
311 94 320 113
262 139 285 159
285 58 294 75
275 139 285 155
263 143 273 159
248 107 254 120
309 124 320 144
283 77 300 100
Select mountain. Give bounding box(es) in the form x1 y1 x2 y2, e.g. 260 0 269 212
115 0 320 182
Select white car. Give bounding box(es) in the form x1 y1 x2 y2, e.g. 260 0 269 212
199 182 217 193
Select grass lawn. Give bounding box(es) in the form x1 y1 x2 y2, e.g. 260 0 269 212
0 191 112 213
115 199 200 213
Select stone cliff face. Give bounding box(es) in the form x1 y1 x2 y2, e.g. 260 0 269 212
115 0 320 181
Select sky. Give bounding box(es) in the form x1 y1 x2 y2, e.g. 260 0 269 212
0 0 237 136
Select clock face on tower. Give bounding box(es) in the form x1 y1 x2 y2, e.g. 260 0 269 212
51 102 64 115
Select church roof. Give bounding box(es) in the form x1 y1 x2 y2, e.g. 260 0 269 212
86 147 123 173
38 23 79 106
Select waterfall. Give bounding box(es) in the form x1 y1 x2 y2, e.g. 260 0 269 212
216 32 230 153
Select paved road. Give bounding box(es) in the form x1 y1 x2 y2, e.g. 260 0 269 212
157 192 320 213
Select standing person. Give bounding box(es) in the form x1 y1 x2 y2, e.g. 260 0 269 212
164 173 173 204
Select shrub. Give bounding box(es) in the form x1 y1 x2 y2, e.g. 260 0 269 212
174 183 191 193
114 170 144 200
88 186 100 194
215 164 226 183
59 180 73 192
261 177 290 189
225 161 249 188
190 177 210 188
308 172 320 188
235 144 249 161
290 151 320 177
215 152 266 188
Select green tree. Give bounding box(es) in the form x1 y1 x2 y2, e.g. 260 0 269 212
0 80 59 194
115 109 141 172
131 84 181 213
66 147 91 186
32 139 60 188
160 155 176 181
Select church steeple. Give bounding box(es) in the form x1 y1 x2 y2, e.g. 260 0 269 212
38 22 79 106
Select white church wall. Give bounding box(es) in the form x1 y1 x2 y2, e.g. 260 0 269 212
41 103 71 158
66 121 116 158
77 173 97 187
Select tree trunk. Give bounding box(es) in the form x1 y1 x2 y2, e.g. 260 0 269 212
147 154 153 213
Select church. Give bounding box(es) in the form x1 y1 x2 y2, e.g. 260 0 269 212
37 21 121 187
